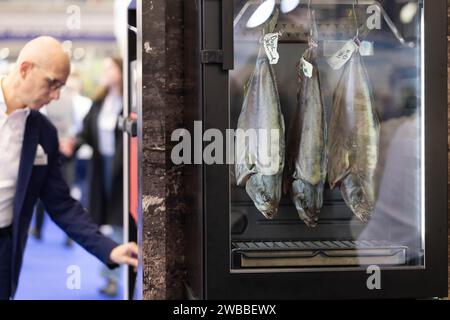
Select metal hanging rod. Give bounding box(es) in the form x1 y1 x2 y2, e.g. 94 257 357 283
234 0 416 48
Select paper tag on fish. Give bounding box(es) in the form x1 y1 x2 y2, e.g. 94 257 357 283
324 40 373 57
359 41 374 56
323 41 346 57
263 33 280 65
300 57 313 78
327 39 359 70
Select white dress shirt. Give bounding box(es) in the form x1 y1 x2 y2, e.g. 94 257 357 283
0 78 30 228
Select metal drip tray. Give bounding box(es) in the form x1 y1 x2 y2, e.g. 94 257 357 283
232 241 408 268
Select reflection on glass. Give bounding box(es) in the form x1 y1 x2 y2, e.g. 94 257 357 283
280 0 301 14
230 0 423 271
246 0 276 28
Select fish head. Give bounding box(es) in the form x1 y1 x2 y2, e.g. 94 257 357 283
245 174 282 219
291 180 322 226
347 187 373 222
341 175 374 222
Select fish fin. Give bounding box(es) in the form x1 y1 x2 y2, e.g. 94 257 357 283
235 127 257 186
327 144 350 189
235 163 255 186
283 156 296 194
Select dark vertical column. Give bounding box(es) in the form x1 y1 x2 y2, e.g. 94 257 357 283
141 0 186 299
446 0 450 300
164 0 186 300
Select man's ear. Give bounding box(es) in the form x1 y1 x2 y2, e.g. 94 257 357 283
19 61 33 79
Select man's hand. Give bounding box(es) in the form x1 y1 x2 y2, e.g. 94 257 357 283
109 242 138 268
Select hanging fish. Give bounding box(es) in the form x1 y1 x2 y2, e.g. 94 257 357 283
284 37 327 227
235 45 285 220
327 47 380 222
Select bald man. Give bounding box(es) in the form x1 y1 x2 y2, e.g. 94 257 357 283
0 36 138 300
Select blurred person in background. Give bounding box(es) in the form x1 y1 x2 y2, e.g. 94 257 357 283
76 57 124 297
66 72 93 209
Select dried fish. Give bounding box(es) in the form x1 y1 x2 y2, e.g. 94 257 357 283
327 48 380 222
284 39 327 227
235 46 285 219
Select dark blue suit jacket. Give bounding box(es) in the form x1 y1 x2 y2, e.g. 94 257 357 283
9 110 118 297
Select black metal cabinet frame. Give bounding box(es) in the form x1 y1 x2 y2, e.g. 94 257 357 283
186 0 448 299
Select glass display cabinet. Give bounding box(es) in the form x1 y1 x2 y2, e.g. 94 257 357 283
184 0 447 299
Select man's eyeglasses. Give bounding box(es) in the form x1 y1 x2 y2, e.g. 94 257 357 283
34 64 65 91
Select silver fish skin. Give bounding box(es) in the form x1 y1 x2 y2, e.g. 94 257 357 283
327 50 380 222
235 48 285 219
284 43 327 227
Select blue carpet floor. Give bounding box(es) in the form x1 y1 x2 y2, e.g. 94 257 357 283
14 215 123 300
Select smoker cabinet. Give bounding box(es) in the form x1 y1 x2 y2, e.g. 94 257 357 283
184 0 447 299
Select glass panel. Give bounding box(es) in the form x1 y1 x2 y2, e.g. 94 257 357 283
230 0 424 271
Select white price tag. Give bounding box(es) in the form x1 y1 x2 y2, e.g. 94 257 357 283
360 41 374 56
263 33 280 65
300 57 313 78
327 39 359 70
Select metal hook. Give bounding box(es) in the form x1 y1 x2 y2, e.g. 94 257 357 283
307 0 319 43
307 0 312 38
352 0 360 39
